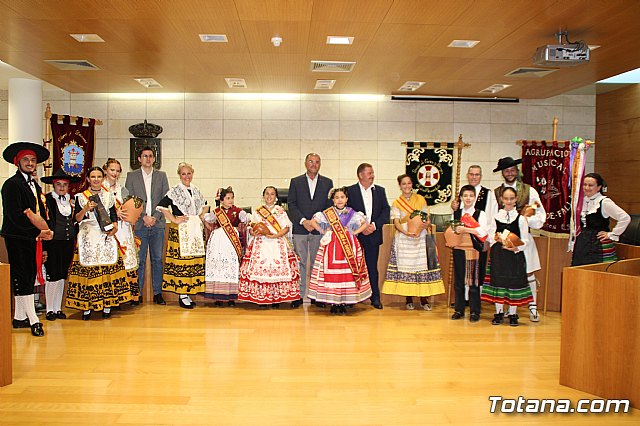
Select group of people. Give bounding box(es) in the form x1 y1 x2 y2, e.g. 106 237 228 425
448 158 630 326
2 142 631 336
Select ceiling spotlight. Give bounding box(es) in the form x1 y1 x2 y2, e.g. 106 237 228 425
271 36 283 47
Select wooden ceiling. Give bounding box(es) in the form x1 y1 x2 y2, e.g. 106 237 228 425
0 0 639 98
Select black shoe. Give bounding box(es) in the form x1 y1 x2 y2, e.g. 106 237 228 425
179 298 194 309
139 295 143 304
82 312 92 321
330 305 338 314
451 311 463 320
509 314 519 327
315 302 326 308
215 301 223 307
46 311 56 321
191 300 197 307
12 318 30 329
339 305 347 315
102 311 111 319
131 298 140 306
259 305 269 309
153 293 166 305
372 301 383 310
290 299 302 309
30 322 44 337
55 311 67 319
35 302 46 313
272 303 280 309
470 313 480 322
492 313 504 325
227 300 236 307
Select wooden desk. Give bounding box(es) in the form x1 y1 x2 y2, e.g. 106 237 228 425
560 259 640 407
0 262 12 386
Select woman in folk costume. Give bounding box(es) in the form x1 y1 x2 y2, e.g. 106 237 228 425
571 173 630 266
238 186 300 309
103 158 141 305
308 186 372 315
156 162 207 309
480 187 533 327
203 187 248 306
382 174 444 311
66 167 131 320
41 169 82 321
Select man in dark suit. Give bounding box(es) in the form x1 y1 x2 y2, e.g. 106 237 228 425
1 141 53 336
287 153 333 308
347 163 390 309
124 146 170 305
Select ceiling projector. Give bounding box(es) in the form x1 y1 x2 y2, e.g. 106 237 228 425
533 31 590 67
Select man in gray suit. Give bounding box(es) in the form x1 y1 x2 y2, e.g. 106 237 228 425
287 153 333 308
125 146 170 305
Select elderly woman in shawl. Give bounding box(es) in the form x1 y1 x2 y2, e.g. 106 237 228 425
156 162 207 309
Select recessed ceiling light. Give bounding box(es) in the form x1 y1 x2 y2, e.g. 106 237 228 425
70 34 104 43
225 78 247 88
448 39 480 48
479 83 511 94
134 78 162 88
199 34 228 43
314 79 336 89
326 36 354 45
398 81 425 91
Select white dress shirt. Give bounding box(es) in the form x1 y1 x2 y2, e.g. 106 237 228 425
581 193 631 241
358 182 374 227
142 168 153 217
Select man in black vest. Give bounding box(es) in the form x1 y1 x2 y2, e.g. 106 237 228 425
1 142 53 337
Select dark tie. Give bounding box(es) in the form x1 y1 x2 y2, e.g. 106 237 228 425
60 195 66 201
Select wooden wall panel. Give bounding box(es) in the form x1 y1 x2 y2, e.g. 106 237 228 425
596 84 640 215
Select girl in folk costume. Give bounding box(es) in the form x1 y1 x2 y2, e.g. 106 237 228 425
382 174 444 311
203 187 248 306
571 173 630 266
103 158 141 305
156 162 207 309
41 169 82 321
308 187 372 315
481 187 533 327
66 167 132 320
449 185 489 323
238 186 301 308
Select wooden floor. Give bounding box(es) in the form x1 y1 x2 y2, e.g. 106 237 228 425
2 301 638 425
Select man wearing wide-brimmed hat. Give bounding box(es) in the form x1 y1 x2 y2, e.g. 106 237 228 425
493 156 546 323
1 141 54 337
40 168 82 322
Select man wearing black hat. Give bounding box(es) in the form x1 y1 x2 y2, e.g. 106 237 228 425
1 141 54 337
40 169 82 321
493 157 545 322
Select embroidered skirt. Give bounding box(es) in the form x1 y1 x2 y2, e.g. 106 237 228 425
480 243 532 306
162 223 205 295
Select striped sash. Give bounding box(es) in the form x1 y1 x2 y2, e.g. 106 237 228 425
215 207 243 260
324 207 365 287
255 205 281 233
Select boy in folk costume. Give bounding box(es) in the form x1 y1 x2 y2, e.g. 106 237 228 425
450 185 489 323
1 141 53 337
41 168 82 321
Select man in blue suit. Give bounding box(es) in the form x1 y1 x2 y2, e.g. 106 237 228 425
287 153 334 308
347 163 390 309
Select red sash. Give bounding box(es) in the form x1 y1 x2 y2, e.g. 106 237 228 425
215 207 243 260
324 207 365 287
255 205 281 233
396 196 414 216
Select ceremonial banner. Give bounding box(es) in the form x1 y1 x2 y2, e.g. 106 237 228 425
50 114 95 195
521 141 571 233
405 142 454 205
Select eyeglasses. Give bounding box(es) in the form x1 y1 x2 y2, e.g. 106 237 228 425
141 154 154 159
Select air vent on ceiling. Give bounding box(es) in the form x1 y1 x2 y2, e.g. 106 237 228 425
44 60 100 70
398 81 425 91
314 79 336 89
479 84 511 94
134 78 162 88
225 78 247 88
505 67 557 78
310 60 356 72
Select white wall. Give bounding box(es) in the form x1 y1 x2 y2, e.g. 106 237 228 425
0 90 595 214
